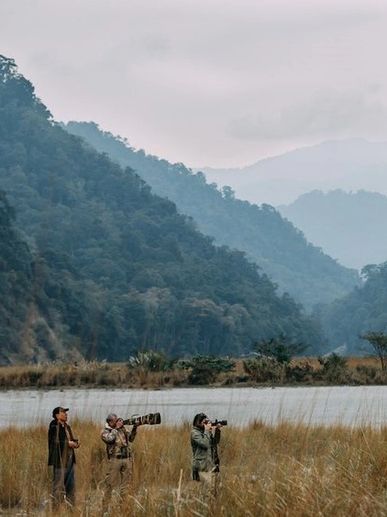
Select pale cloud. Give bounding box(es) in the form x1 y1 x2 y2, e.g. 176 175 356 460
228 90 387 140
0 0 387 167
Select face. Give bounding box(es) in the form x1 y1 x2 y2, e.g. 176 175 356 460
108 415 118 428
56 410 68 423
197 417 208 429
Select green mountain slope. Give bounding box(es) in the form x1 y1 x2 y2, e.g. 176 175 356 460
65 122 359 310
316 263 387 353
0 190 34 363
0 190 88 363
0 55 323 362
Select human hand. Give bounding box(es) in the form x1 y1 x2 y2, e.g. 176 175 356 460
203 421 212 432
69 440 80 449
116 418 124 429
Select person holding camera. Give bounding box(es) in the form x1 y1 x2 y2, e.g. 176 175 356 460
100 413 138 500
191 413 222 489
48 406 80 508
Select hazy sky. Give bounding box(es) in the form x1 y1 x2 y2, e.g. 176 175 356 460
1 0 387 167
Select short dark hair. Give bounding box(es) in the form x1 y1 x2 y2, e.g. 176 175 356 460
193 412 207 427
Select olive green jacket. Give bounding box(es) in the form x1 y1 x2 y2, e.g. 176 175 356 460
191 426 220 472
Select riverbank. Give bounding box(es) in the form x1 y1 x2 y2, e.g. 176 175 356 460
0 357 386 390
1 420 387 516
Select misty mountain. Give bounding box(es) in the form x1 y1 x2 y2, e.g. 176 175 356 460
278 190 387 270
65 122 359 310
200 139 387 206
316 262 387 354
0 55 323 363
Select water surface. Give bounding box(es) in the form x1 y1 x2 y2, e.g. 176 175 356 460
1 386 387 428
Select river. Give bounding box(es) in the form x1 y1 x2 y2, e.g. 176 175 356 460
1 385 387 428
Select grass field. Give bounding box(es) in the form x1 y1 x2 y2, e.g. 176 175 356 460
1 420 387 515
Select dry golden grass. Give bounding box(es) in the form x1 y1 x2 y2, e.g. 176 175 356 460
0 357 385 390
1 420 387 516
0 361 187 389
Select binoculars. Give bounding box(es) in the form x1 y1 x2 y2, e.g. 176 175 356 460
123 412 161 426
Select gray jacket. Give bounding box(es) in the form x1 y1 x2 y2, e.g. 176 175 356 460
191 426 220 472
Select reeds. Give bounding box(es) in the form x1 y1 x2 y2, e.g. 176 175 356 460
0 361 187 389
1 420 387 515
0 357 386 389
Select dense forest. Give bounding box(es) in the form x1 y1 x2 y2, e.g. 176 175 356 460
0 55 324 363
0 189 87 363
316 263 387 354
0 190 35 363
66 122 359 310
279 189 387 270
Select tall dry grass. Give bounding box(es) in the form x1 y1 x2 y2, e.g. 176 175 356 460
0 361 187 389
1 420 387 516
0 357 385 390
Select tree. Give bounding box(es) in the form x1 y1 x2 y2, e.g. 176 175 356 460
254 335 307 365
178 355 235 385
361 331 387 371
221 185 235 200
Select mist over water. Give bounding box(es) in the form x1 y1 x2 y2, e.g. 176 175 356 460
2 386 387 428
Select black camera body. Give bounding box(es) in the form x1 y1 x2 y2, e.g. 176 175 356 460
123 412 161 426
210 419 227 426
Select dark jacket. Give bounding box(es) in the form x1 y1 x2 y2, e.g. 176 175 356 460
48 419 76 467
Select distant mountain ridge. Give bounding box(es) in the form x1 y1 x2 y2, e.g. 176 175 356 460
65 122 359 310
278 189 387 270
200 138 387 206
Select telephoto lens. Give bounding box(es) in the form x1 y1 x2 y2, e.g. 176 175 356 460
123 412 161 426
211 419 227 426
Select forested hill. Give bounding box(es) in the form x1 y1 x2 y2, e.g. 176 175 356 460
0 190 84 363
0 55 323 363
66 122 359 310
316 263 387 354
0 190 35 363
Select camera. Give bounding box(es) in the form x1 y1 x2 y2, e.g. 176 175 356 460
210 419 227 426
123 412 161 426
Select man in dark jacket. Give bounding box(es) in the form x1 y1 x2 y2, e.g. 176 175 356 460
48 406 80 507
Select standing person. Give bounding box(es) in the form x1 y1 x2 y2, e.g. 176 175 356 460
48 406 80 508
101 413 138 501
191 413 222 490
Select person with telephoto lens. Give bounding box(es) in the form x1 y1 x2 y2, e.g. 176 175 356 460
101 413 138 502
191 413 223 492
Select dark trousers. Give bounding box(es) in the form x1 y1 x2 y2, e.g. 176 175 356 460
52 461 75 507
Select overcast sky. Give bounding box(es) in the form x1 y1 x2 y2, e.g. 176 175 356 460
1 0 387 167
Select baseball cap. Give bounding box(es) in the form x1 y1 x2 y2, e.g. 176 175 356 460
52 406 69 418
